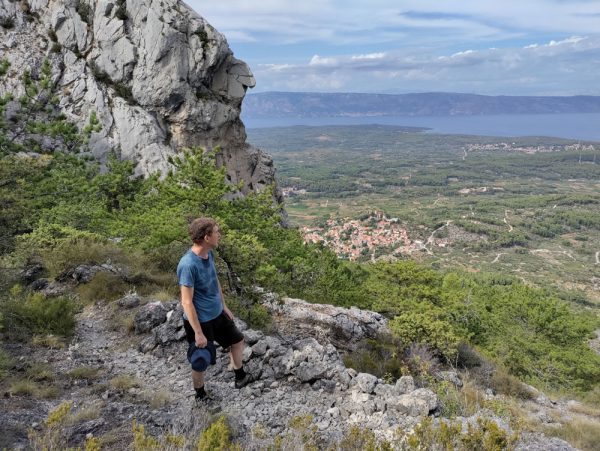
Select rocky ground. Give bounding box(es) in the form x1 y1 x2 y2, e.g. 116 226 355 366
0 290 590 450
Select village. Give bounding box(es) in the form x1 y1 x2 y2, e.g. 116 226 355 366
301 212 446 261
464 142 596 154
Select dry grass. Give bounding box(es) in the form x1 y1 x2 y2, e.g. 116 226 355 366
67 365 102 381
142 389 172 409
108 310 136 332
490 367 535 400
66 402 103 425
9 379 59 399
540 418 600 451
147 289 177 302
109 374 140 391
77 271 130 304
32 334 66 349
567 402 600 418
25 363 55 382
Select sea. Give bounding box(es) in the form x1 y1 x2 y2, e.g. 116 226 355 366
242 113 600 142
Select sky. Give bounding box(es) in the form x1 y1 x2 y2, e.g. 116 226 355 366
188 1 600 96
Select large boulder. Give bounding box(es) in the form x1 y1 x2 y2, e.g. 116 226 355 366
134 302 168 333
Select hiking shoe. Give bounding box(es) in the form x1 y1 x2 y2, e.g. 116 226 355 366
193 394 221 413
234 373 257 389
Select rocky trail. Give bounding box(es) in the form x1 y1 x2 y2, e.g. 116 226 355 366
1 292 592 450
0 295 435 448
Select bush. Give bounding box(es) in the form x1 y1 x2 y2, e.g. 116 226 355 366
77 271 130 303
389 312 462 362
0 347 12 380
0 290 77 339
342 337 403 380
336 426 391 450
402 416 518 451
198 416 238 451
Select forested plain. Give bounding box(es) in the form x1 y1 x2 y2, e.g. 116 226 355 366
247 125 600 306
1 59 599 434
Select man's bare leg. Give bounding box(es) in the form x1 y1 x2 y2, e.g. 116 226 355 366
230 339 244 370
192 369 205 389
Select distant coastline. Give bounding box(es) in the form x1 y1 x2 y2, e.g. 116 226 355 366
242 113 600 142
244 91 600 117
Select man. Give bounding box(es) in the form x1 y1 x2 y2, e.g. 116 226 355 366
177 217 256 401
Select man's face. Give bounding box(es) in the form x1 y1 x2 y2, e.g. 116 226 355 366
205 226 221 248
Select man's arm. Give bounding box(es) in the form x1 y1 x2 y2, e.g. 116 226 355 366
181 285 207 348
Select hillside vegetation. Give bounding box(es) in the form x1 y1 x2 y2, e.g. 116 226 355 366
1 59 599 403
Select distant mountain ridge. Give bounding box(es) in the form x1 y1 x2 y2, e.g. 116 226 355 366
243 92 600 117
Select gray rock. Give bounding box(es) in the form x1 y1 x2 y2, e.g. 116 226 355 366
67 418 106 442
117 293 142 309
29 278 49 291
41 281 69 297
374 383 394 398
295 361 327 383
516 432 577 451
352 373 378 394
386 387 438 417
244 330 264 346
435 371 463 388
134 302 167 333
251 340 268 356
395 376 415 395
263 297 389 350
19 264 44 284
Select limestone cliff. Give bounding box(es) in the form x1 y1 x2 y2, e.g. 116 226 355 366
0 0 279 199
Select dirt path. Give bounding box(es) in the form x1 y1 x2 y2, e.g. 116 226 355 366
530 249 576 261
423 220 451 255
491 253 505 264
504 210 513 232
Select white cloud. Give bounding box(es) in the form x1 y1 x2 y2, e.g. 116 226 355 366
309 55 339 66
186 1 600 95
253 36 600 94
351 53 387 60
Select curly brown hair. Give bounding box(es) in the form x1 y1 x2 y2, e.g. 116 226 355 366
188 217 217 244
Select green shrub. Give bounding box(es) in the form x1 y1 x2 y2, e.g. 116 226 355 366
342 337 403 380
389 312 462 361
0 347 12 380
336 426 391 450
0 291 77 339
198 416 237 451
403 416 518 451
77 271 130 303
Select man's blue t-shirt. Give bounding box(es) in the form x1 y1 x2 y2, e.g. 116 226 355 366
177 250 222 322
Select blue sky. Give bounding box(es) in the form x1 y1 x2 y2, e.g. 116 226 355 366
189 1 600 96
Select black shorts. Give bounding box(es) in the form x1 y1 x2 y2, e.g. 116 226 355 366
183 311 244 349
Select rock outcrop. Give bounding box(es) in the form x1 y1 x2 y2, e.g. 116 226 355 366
263 295 390 350
0 0 279 199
